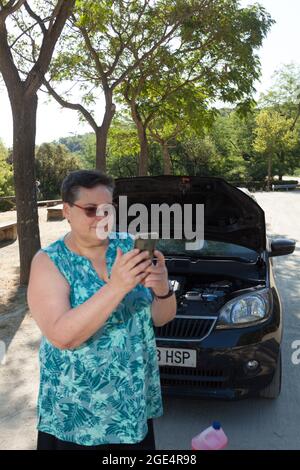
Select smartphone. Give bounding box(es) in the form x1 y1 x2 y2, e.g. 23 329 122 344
133 232 159 259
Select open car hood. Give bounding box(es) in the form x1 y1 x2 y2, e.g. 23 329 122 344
113 176 266 252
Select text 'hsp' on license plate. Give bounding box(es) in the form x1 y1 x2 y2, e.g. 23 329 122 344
157 347 197 368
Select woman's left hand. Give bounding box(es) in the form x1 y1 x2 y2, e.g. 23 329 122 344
142 250 169 296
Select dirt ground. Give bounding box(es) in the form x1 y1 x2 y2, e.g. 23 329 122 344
0 208 69 316
0 208 69 450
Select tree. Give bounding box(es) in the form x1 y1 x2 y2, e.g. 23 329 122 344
43 0 201 172
35 142 82 199
147 80 215 175
119 0 273 175
253 110 298 190
106 114 139 176
260 63 300 130
0 0 75 284
176 134 220 176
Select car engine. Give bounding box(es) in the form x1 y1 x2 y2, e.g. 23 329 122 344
169 277 253 316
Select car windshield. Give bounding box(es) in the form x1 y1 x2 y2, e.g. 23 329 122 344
156 239 258 262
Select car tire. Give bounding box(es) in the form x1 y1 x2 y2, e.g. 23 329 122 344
259 351 282 399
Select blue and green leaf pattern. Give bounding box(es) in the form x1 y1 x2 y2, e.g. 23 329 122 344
37 232 163 445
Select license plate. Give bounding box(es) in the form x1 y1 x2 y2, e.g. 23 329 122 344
157 347 197 368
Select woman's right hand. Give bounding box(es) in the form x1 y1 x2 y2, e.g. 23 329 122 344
108 248 152 296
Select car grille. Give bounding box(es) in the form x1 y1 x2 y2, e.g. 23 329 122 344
159 366 228 389
155 316 217 341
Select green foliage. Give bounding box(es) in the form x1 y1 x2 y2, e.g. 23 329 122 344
176 1 273 105
58 134 96 168
148 81 215 144
35 143 82 199
172 135 220 176
106 114 140 177
253 109 299 178
0 140 14 198
47 0 274 175
115 0 273 173
171 131 247 181
108 116 140 158
49 95 299 185
260 63 300 119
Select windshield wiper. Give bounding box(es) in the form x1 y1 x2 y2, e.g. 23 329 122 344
163 252 253 263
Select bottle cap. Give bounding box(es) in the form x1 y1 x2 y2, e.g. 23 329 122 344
212 421 221 430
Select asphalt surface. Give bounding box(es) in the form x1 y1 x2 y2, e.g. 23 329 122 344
0 192 300 450
154 191 300 450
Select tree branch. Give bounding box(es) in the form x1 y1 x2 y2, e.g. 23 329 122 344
24 1 46 34
77 22 107 84
107 0 149 77
0 0 26 22
24 0 75 96
43 78 99 132
0 21 22 92
291 101 300 131
112 17 183 90
9 16 47 49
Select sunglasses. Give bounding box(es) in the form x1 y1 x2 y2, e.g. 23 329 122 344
70 202 116 218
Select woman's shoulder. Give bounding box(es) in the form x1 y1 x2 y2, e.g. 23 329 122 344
40 236 65 256
33 236 73 282
30 240 67 280
37 237 69 268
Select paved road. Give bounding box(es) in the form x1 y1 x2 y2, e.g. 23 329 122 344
155 191 300 450
1 193 300 450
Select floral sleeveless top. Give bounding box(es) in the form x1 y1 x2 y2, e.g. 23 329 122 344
37 232 163 446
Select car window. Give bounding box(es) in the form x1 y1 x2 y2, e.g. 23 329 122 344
156 239 258 262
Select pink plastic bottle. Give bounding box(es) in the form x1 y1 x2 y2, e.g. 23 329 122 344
191 421 228 450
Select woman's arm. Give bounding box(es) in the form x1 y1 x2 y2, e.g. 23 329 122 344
151 292 177 327
27 248 151 350
143 250 177 327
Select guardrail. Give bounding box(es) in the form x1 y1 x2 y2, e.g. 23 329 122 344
272 184 298 191
37 199 62 207
0 196 62 212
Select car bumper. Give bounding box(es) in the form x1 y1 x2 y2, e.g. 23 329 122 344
157 338 281 400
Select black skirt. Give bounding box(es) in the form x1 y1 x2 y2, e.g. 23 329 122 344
37 419 156 450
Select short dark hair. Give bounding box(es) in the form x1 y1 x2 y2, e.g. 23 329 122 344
61 170 115 204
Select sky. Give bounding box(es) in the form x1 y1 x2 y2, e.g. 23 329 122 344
0 0 299 147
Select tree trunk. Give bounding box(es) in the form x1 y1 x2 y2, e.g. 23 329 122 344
0 1 75 286
267 154 272 191
95 94 116 172
278 151 285 182
162 142 172 175
129 100 149 176
12 92 41 285
95 128 107 172
137 123 149 176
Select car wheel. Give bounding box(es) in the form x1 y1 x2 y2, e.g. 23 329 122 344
259 351 282 399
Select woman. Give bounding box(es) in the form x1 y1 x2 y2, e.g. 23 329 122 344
27 170 176 450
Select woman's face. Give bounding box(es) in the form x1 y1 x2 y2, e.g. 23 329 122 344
63 185 113 244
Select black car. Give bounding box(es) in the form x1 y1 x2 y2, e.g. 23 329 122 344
114 176 296 399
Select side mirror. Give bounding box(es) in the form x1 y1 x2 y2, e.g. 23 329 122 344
268 238 296 257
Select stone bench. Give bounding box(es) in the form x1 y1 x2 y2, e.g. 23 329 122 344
272 184 298 191
47 204 65 221
0 222 17 242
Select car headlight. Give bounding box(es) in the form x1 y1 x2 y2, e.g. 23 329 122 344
217 288 272 328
